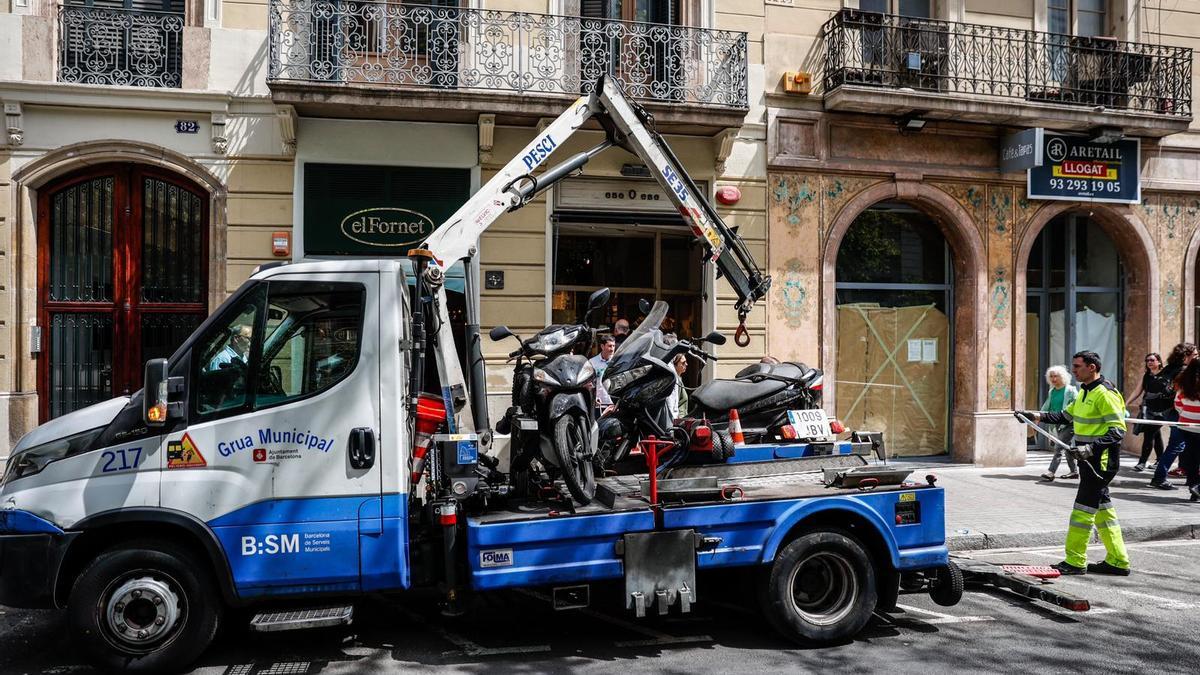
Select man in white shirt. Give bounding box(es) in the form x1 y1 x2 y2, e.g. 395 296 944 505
590 335 617 410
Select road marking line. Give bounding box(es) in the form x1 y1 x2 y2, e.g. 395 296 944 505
1131 547 1192 559
894 603 995 625
1106 588 1197 610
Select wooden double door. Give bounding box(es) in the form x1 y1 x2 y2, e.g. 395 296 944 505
38 164 208 421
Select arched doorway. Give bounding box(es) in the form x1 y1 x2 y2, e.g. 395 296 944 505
834 203 953 456
1024 212 1124 411
37 163 209 420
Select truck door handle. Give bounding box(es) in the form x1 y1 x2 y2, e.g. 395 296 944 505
348 427 375 470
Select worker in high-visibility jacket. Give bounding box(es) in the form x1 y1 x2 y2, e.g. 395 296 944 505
1024 350 1131 576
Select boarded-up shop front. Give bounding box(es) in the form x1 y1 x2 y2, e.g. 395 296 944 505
834 204 952 456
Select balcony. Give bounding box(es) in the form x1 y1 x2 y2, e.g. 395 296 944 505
267 0 749 133
821 10 1193 136
58 4 184 88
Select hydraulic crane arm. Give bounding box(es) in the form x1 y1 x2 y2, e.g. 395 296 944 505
414 76 772 435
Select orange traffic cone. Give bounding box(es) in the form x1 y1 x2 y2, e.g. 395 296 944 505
728 408 746 447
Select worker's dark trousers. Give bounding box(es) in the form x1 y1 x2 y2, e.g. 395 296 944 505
1066 447 1130 570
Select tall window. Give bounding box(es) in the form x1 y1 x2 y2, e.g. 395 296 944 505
1025 214 1123 409
858 0 931 17
1047 0 1108 37
59 0 186 88
39 165 208 420
835 204 952 456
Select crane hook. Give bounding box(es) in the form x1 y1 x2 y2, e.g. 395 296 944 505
734 312 751 348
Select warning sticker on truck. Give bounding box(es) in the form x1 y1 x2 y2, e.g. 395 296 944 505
167 433 207 469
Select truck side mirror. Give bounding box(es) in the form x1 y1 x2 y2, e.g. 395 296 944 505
144 358 183 427
489 325 514 342
704 331 727 346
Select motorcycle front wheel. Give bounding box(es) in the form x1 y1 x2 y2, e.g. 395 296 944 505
553 413 596 505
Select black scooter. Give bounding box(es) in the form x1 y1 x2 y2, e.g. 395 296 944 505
688 361 824 443
595 300 725 471
491 288 610 505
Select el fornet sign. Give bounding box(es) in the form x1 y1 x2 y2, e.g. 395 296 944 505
1027 134 1140 204
304 164 471 256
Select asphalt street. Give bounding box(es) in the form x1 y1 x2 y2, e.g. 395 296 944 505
2 540 1197 674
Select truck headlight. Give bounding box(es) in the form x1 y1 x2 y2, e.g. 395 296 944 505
2 428 102 486
604 365 651 395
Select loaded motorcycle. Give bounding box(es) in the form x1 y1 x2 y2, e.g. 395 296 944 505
595 300 726 472
491 288 610 504
688 360 825 444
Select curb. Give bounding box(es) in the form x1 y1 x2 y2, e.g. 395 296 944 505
947 521 1200 551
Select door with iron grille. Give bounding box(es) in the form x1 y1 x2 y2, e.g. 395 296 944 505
38 164 208 421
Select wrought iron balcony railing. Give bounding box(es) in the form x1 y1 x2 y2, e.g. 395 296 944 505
268 0 748 108
58 4 184 88
823 9 1192 117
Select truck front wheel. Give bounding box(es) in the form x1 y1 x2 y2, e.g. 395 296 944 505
760 531 877 644
68 540 221 673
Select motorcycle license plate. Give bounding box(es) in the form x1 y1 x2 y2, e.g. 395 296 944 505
787 409 833 440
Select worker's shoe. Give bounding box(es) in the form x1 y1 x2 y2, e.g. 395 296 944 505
1040 471 1056 481
1189 485 1200 503
1087 561 1131 576
1151 479 1178 490
1052 561 1087 576
1132 463 1146 472
1064 472 1080 479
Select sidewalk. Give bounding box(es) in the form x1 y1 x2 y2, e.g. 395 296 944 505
890 451 1200 551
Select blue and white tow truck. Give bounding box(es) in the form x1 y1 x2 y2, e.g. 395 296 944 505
0 78 959 672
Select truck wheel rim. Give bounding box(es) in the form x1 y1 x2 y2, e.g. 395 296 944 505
787 551 858 627
101 572 186 652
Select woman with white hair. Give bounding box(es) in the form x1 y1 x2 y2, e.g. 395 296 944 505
1040 365 1079 481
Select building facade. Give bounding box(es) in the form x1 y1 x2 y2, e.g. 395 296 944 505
2 0 1197 466
761 0 1198 463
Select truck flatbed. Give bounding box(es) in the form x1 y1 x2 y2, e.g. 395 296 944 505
466 462 944 591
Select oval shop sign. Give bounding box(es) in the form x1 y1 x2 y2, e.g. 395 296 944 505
340 207 435 248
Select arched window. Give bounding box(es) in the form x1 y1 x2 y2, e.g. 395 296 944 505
835 203 952 456
1025 213 1123 408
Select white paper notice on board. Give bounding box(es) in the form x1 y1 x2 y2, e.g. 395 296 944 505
907 339 922 362
921 338 938 363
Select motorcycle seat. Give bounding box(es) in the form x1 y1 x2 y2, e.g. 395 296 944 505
733 361 813 382
691 377 789 413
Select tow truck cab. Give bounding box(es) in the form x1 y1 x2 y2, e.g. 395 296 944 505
0 259 415 604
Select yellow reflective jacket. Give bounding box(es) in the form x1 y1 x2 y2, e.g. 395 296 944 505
1061 378 1127 443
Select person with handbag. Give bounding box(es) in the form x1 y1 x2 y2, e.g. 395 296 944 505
1125 352 1171 472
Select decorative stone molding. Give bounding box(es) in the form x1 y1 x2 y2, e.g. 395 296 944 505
714 129 737 175
478 113 495 164
4 102 23 147
276 105 297 156
210 111 228 155
536 117 554 133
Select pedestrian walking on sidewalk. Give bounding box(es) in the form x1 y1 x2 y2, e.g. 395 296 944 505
1126 352 1171 472
1151 343 1198 490
1170 359 1200 503
1025 350 1131 576
1039 365 1078 481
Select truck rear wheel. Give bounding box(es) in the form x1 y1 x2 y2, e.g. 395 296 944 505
68 540 221 673
759 531 876 644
